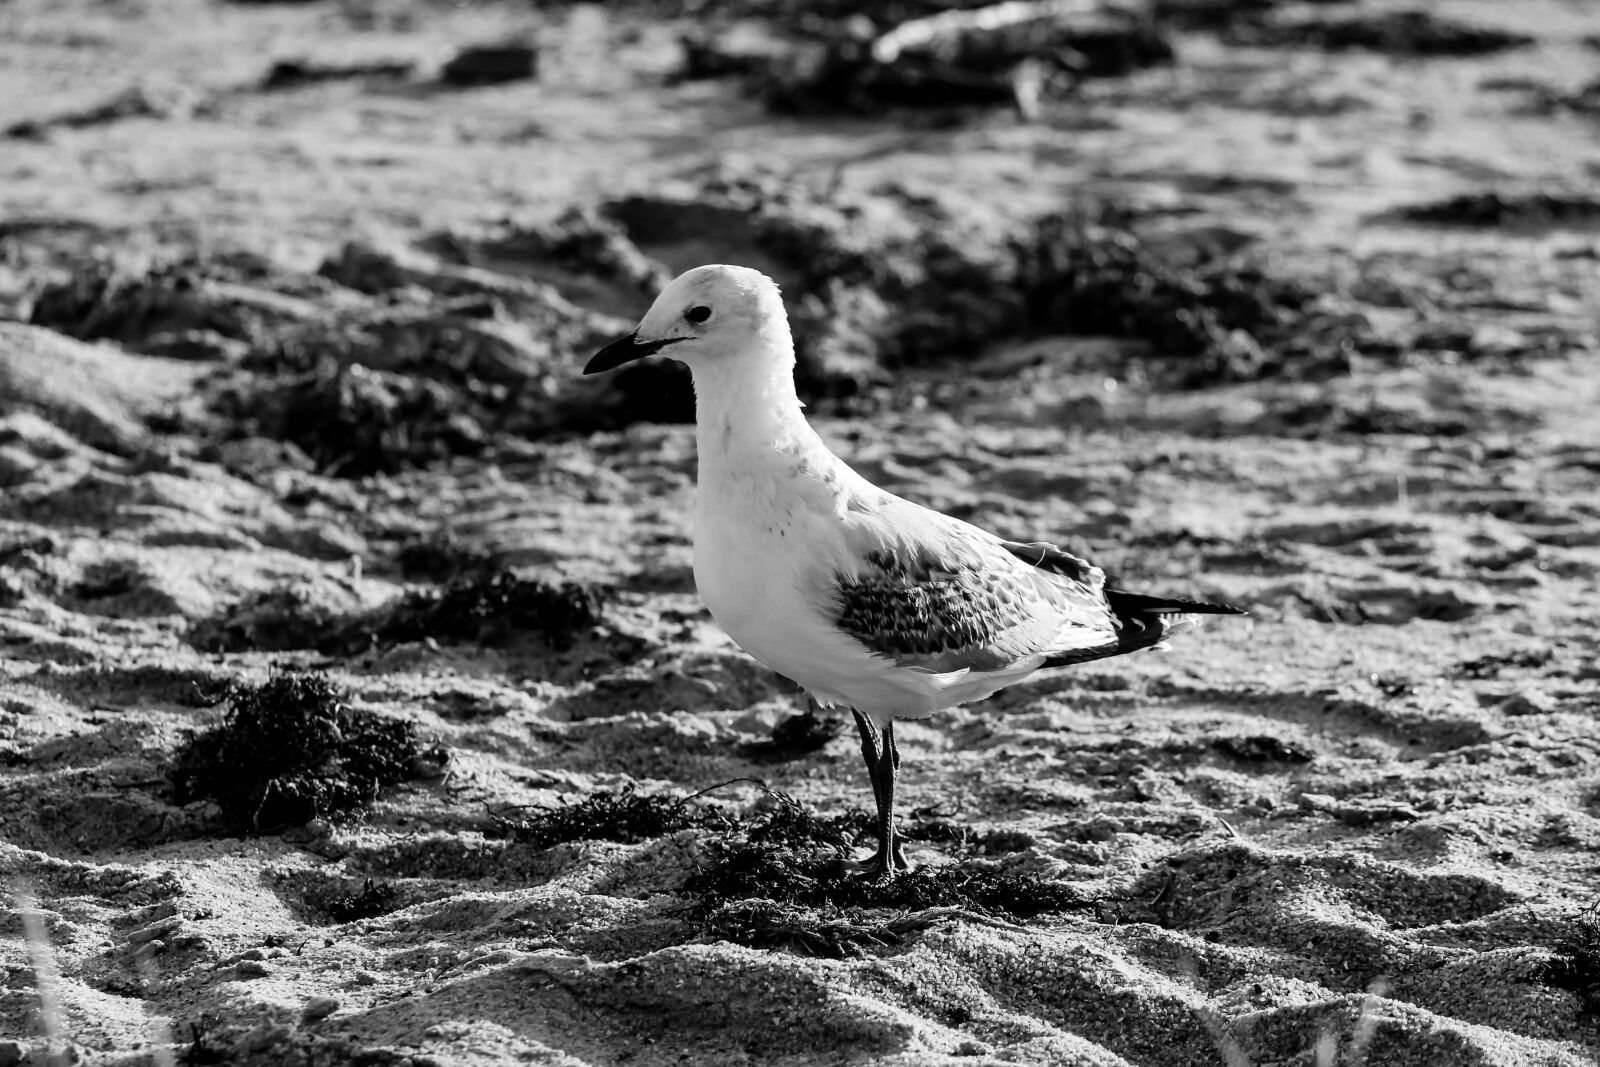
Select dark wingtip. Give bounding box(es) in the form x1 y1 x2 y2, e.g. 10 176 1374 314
1039 591 1245 671
1174 599 1250 616
1107 590 1249 617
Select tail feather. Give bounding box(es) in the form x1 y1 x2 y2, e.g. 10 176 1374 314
1039 588 1246 670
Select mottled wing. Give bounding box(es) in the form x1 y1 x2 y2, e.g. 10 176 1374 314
829 501 1117 673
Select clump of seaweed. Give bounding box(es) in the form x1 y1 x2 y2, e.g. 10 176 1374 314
745 791 870 851
365 569 606 651
27 257 309 349
169 673 436 832
769 708 844 752
394 530 502 583
1541 906 1600 1017
484 781 1087 953
1396 192 1600 228
314 878 402 923
1014 214 1322 383
832 864 1090 917
495 783 729 848
1212 734 1315 764
1228 10 1533 56
686 841 1090 920
1453 648 1555 679
190 569 605 655
897 815 1035 853
682 792 1093 956
189 585 353 654
238 362 489 477
743 708 846 761
178 1013 229 1067
697 898 956 959
175 1022 375 1067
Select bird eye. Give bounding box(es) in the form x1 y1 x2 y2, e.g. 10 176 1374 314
685 305 712 324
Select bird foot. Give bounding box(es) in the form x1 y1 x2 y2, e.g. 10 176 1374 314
850 844 914 880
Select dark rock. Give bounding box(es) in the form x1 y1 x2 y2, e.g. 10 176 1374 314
441 43 539 87
261 58 415 91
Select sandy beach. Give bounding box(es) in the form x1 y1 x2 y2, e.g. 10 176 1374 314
3 0 1600 1063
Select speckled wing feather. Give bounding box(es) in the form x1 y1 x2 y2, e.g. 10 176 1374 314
829 503 1118 673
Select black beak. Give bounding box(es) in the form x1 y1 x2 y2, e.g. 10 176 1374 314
583 333 686 375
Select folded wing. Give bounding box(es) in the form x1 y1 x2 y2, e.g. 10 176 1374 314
827 502 1119 674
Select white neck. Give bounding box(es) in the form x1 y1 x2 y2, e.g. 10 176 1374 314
689 340 820 481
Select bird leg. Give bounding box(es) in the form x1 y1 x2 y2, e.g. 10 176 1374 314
876 722 910 873
851 708 882 800
850 710 910 876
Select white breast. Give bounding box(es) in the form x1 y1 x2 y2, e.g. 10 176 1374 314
692 465 1038 720
692 464 824 677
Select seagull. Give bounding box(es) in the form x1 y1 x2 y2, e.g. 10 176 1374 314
584 264 1245 876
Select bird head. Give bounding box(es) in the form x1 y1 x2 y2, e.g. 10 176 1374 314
583 264 791 377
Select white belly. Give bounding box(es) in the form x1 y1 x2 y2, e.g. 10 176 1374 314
692 493 1034 719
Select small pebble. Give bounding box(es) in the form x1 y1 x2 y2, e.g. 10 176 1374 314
235 959 274 979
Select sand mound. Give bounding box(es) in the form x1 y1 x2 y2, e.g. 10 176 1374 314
0 323 203 455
